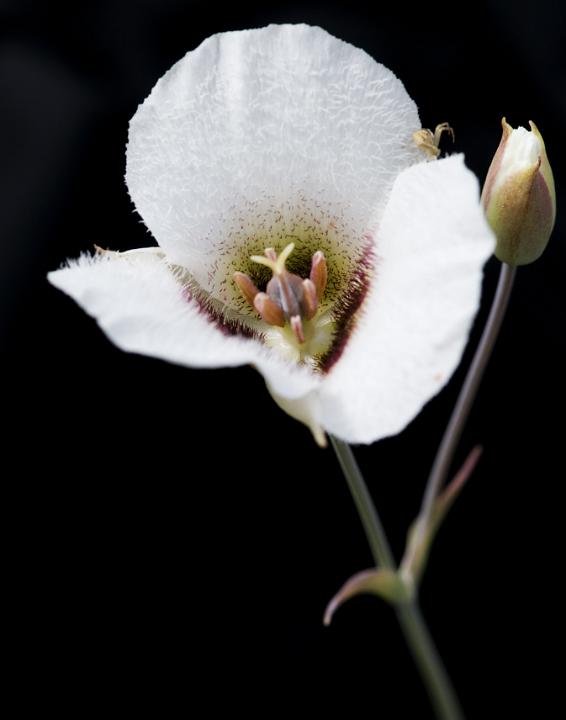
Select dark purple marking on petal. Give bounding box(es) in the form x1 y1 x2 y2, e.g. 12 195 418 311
181 285 258 340
319 236 375 373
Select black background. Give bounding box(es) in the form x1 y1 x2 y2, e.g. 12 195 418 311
2 1 565 716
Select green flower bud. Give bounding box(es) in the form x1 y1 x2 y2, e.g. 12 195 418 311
481 118 556 266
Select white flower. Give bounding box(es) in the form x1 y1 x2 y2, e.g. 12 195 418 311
48 24 494 446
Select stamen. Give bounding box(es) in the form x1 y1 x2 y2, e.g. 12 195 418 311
254 292 285 327
233 271 260 306
301 279 318 320
310 250 327 300
290 315 305 344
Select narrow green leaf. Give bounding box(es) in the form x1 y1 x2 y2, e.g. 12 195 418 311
403 446 483 584
324 568 412 625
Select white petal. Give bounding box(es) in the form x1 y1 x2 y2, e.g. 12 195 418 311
267 386 326 448
493 126 540 194
48 250 319 399
126 24 422 307
318 155 496 444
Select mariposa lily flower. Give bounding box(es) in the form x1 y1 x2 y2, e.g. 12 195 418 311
48 24 494 446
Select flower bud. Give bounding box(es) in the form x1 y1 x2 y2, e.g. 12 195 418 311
481 118 556 266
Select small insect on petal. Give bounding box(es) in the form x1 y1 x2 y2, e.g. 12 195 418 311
413 123 454 159
433 122 455 148
254 292 285 327
301 278 318 320
234 271 260 306
310 250 327 300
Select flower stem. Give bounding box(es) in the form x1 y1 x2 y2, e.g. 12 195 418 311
396 602 463 720
330 437 395 569
330 436 463 720
330 263 516 717
411 262 516 560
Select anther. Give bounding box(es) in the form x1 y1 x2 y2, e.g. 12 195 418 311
310 250 327 300
301 279 318 320
233 271 260 306
254 292 285 327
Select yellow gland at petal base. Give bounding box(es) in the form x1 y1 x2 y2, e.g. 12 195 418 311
482 118 556 266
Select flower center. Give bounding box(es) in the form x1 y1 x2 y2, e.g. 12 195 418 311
234 243 333 365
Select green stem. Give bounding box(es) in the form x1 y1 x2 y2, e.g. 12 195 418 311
330 437 395 569
407 263 516 570
331 436 463 720
331 263 517 717
396 603 463 720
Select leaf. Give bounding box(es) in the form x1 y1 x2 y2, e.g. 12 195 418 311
324 568 412 626
402 445 483 584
